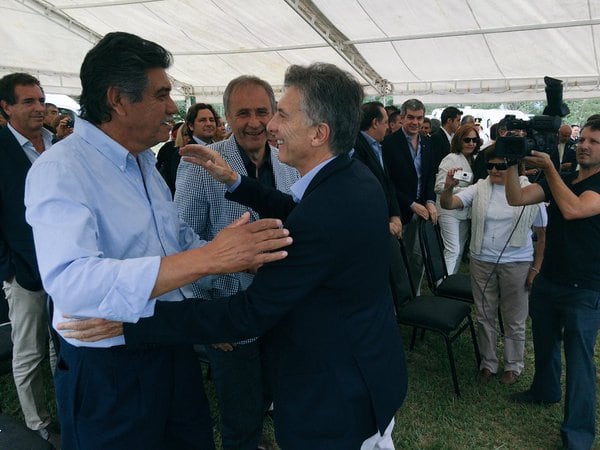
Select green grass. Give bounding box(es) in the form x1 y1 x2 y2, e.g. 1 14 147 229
1 319 597 449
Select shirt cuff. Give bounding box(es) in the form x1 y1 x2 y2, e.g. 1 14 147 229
226 174 242 192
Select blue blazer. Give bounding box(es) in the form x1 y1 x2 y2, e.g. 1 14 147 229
125 154 408 449
0 126 42 290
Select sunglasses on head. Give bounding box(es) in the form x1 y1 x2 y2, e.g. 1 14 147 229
486 162 508 171
462 137 479 144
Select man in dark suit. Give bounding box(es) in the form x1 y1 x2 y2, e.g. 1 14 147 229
430 106 462 171
382 98 437 292
353 101 406 309
0 73 59 447
60 63 408 450
558 123 578 173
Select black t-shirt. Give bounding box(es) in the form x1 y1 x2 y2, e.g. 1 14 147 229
538 171 600 290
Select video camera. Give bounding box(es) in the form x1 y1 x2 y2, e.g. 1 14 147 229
495 76 569 159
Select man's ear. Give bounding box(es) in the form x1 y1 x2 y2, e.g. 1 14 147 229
311 122 330 147
106 86 127 117
0 100 11 118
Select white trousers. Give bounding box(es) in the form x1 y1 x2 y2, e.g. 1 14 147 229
3 279 56 430
361 418 395 450
437 213 470 275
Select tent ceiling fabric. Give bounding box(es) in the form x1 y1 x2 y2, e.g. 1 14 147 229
2 0 600 104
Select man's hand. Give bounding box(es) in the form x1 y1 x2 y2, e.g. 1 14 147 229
212 343 235 352
56 317 123 342
204 212 293 274
389 216 402 238
523 150 554 172
55 116 74 140
426 202 438 225
411 202 429 220
180 144 238 185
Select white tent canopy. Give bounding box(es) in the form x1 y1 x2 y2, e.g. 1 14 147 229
2 0 600 104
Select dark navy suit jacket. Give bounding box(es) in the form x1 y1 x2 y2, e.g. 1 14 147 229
382 130 436 224
125 154 408 449
353 132 401 218
0 126 43 290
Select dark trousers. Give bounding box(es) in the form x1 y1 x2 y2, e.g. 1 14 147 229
55 339 215 450
206 340 267 450
529 275 600 450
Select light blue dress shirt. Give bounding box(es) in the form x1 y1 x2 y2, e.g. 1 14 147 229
7 122 54 163
403 128 423 200
24 119 204 347
359 131 384 168
289 156 336 202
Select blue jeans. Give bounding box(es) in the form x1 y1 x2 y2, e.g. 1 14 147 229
529 275 600 450
206 340 268 450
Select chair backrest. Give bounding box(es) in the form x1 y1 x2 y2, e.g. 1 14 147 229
394 239 417 309
0 288 8 324
419 219 449 287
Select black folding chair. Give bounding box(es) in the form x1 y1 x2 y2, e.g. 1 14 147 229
419 218 505 333
418 218 474 303
395 238 481 397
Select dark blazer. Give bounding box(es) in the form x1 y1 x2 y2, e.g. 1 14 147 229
125 154 408 449
353 132 401 217
430 129 451 170
0 126 42 291
560 139 578 173
155 140 180 197
382 130 436 224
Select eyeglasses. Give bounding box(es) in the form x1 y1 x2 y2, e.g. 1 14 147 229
462 137 479 144
486 162 508 171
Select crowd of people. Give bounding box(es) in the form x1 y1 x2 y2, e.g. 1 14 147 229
1 30 599 450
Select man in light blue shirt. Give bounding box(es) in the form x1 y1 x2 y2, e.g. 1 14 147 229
24 32 291 450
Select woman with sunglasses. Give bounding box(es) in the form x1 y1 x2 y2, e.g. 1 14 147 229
434 124 480 274
440 146 547 385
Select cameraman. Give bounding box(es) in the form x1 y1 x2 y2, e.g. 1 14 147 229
505 119 600 450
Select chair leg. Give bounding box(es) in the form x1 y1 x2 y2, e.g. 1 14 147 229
410 327 418 350
468 316 482 366
444 335 461 397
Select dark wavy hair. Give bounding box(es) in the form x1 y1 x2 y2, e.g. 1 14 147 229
79 32 173 125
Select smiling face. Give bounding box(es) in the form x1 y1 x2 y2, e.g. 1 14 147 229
226 83 273 153
115 68 178 154
460 130 479 156
401 108 425 137
1 83 45 138
189 107 216 141
268 86 324 175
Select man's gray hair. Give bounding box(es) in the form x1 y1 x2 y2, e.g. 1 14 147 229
284 63 364 155
223 75 276 117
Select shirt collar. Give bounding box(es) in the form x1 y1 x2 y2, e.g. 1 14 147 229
236 140 273 171
360 130 379 147
192 135 211 145
289 156 336 202
7 122 54 148
77 118 154 172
